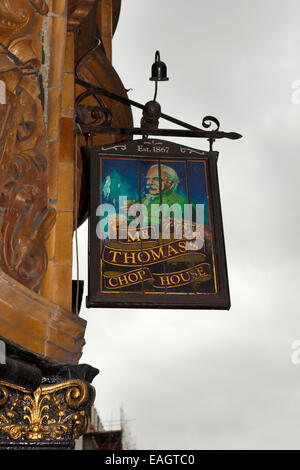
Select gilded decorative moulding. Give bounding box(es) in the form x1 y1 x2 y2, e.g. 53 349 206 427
0 378 95 443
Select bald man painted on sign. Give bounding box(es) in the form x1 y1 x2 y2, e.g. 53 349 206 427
142 164 196 229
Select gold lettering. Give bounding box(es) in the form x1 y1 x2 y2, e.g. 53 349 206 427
123 251 136 264
177 240 187 252
167 244 179 257
118 274 130 286
180 272 191 283
141 228 150 240
170 274 181 285
149 246 165 261
128 272 139 283
127 231 141 242
158 275 171 287
108 250 121 263
137 250 151 264
108 277 119 287
140 269 147 280
194 264 209 277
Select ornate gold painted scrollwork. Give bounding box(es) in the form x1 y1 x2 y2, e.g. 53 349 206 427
0 385 9 407
0 379 95 441
0 0 55 291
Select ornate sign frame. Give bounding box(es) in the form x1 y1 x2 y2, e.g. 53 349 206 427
85 139 230 310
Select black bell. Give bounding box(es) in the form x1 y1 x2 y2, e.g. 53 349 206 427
150 51 169 81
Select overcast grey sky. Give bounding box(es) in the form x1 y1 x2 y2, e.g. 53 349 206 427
74 0 300 449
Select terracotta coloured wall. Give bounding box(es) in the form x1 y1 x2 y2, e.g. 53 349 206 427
41 2 74 311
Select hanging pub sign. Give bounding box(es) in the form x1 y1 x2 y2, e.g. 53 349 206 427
85 139 230 310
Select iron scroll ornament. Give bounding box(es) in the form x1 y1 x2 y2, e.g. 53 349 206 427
202 115 220 131
75 77 242 148
75 89 113 130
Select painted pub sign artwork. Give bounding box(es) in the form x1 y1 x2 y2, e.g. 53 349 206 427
86 139 230 309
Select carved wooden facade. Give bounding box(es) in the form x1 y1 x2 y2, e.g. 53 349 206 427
0 0 55 292
0 0 131 450
0 0 132 364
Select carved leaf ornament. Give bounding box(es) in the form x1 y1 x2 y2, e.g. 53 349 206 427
0 0 55 291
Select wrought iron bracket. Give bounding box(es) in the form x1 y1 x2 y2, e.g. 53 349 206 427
75 77 242 149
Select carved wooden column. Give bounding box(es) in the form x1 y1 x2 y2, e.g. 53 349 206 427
41 0 74 310
0 0 55 292
0 0 88 364
0 0 96 450
0 0 132 450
